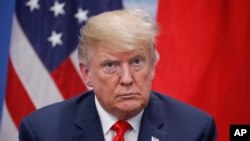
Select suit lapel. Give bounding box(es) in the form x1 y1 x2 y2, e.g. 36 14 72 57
72 91 105 141
138 92 168 141
72 123 104 141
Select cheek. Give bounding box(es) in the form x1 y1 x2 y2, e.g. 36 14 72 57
90 70 119 97
134 69 154 97
94 72 119 88
138 69 154 85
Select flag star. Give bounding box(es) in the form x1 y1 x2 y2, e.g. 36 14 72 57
26 0 40 12
47 31 63 47
74 8 89 24
50 1 65 17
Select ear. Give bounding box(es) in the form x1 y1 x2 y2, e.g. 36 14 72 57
79 63 93 87
150 59 159 80
150 68 156 80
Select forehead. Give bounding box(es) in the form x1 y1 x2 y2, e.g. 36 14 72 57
92 46 150 59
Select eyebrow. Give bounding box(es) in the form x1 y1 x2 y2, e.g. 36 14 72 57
98 50 146 62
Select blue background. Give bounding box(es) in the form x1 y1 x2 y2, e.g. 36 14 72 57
0 0 15 119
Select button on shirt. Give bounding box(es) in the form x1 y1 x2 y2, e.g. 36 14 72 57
95 96 144 141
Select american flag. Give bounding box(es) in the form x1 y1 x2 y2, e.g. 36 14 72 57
0 0 122 140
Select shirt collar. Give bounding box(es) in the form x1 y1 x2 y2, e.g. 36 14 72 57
95 95 144 134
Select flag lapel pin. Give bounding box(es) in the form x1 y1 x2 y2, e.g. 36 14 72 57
151 136 159 141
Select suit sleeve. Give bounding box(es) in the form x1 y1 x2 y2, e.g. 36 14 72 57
19 118 36 141
202 116 217 141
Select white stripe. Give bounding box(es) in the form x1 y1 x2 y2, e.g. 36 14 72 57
0 103 18 141
10 14 64 109
70 48 91 90
69 48 82 79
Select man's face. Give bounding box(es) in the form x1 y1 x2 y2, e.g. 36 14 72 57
81 46 155 119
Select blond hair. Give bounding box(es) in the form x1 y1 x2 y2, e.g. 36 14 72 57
78 9 159 66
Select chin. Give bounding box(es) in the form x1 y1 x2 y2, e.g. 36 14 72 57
118 102 145 114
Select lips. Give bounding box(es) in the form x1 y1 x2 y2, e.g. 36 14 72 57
118 93 139 99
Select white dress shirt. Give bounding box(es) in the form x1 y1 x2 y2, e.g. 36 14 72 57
95 96 144 141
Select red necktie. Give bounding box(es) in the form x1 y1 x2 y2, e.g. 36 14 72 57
111 120 132 141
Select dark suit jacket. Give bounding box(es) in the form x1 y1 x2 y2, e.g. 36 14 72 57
19 90 216 141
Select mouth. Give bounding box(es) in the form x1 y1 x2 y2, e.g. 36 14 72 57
118 93 139 99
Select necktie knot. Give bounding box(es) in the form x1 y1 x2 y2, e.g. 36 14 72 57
111 120 132 141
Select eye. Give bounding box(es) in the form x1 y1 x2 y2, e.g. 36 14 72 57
133 57 143 64
105 62 115 68
102 61 117 74
130 57 144 70
131 57 144 65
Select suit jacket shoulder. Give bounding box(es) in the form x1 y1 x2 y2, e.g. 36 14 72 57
19 90 104 141
138 91 217 141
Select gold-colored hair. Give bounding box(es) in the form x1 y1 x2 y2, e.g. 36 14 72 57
78 9 159 66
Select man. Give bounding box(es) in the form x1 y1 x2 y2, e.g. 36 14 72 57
19 9 217 141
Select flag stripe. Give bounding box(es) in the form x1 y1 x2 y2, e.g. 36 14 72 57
70 49 92 90
10 15 64 109
51 58 87 99
0 103 19 141
5 60 36 128
70 49 84 82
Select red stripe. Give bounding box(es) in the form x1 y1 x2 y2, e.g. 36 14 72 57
51 58 87 99
5 59 36 128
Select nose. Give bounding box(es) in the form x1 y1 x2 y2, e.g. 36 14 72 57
120 64 133 86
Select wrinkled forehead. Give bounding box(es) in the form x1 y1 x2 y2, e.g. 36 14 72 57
96 38 152 51
92 45 151 58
